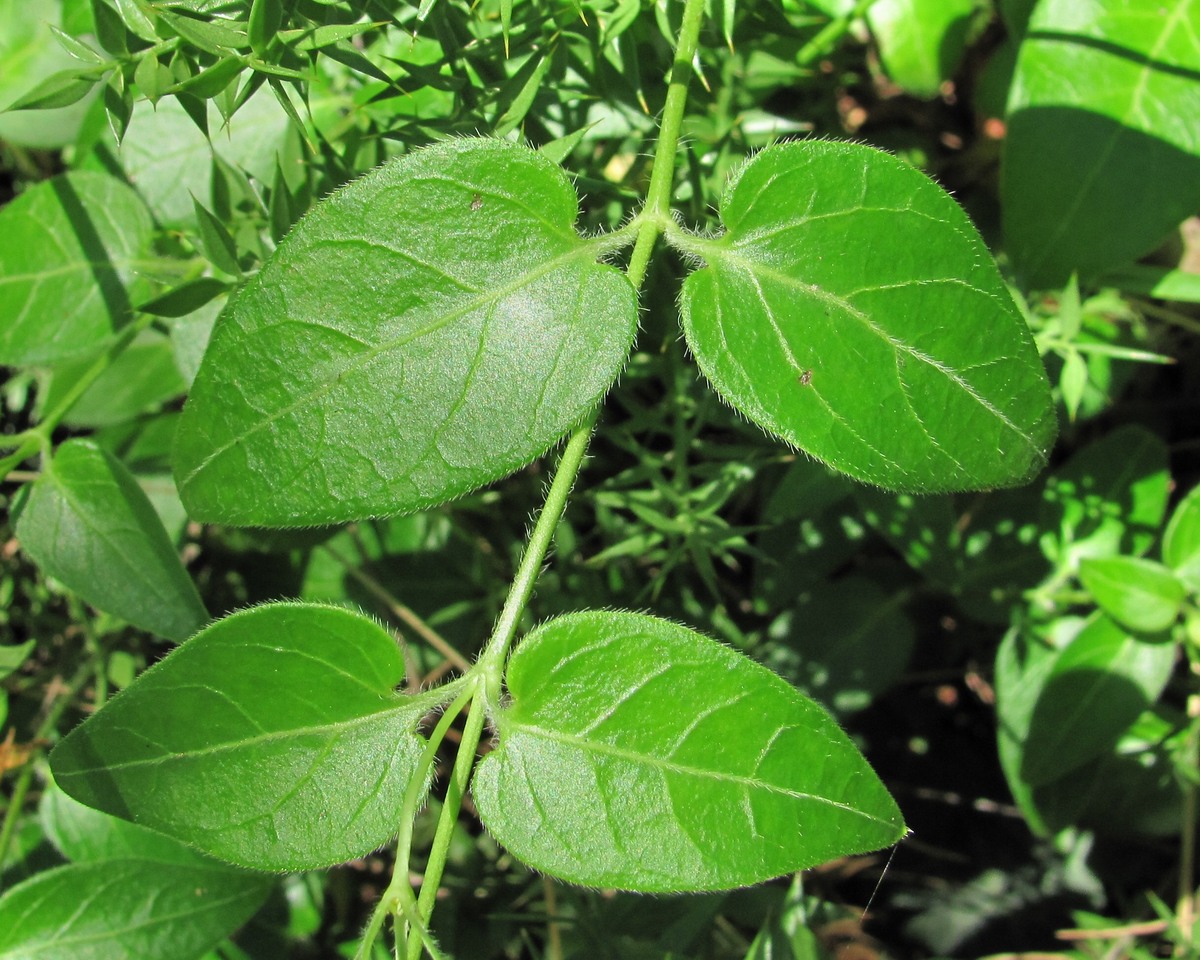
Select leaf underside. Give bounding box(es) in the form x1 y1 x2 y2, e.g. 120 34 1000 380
473 611 905 892
50 603 429 871
677 140 1056 494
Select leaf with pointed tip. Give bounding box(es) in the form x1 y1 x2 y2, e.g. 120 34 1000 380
473 611 905 892
675 140 1056 494
15 439 207 642
51 602 437 871
174 138 637 526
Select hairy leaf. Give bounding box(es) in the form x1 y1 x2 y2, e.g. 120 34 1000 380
676 140 1055 494
175 138 638 525
51 602 434 871
473 611 905 891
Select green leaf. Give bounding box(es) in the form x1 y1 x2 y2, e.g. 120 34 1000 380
675 140 1056 494
865 0 978 97
0 640 34 681
1078 555 1185 633
1164 482 1200 591
0 859 269 960
119 90 290 228
765 576 914 715
51 602 435 871
5 67 100 110
174 138 638 526
137 277 230 318
472 611 905 892
1019 613 1175 787
1002 0 1200 287
0 0 97 149
0 171 153 366
15 439 207 642
191 194 242 276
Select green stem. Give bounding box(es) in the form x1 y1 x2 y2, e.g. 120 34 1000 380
405 691 489 960
626 0 708 288
378 0 712 952
354 678 472 960
794 0 878 68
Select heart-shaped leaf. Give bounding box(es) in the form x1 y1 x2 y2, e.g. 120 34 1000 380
174 137 638 526
51 602 436 871
472 610 905 892
675 140 1056 494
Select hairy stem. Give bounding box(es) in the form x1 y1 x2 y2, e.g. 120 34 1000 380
383 0 712 951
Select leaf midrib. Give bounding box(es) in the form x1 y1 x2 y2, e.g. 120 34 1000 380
178 239 607 491
504 721 898 829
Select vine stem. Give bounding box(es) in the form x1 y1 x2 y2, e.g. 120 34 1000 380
383 0 711 952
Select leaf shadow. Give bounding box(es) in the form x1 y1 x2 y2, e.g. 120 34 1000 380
49 175 135 334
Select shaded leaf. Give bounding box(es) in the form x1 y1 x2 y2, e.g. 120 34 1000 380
0 859 269 960
0 172 153 366
174 138 637 526
1020 613 1175 787
51 602 436 871
15 439 207 642
473 610 905 892
1003 0 1200 287
676 140 1055 494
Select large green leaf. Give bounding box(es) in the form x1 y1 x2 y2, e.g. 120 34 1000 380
0 172 153 367
51 602 436 871
473 611 905 892
1164 481 1200 591
0 859 268 960
1002 0 1200 287
675 140 1055 494
175 138 638 526
15 439 208 642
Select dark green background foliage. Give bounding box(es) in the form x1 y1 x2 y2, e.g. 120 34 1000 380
2 0 1199 958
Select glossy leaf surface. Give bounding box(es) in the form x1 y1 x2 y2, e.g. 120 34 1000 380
677 140 1055 494
51 603 433 870
1003 0 1200 287
473 611 905 892
175 138 638 525
15 439 207 642
0 859 268 960
0 172 153 366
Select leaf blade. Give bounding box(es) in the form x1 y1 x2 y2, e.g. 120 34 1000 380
677 140 1056 494
174 138 637 526
473 610 904 892
50 602 433 871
